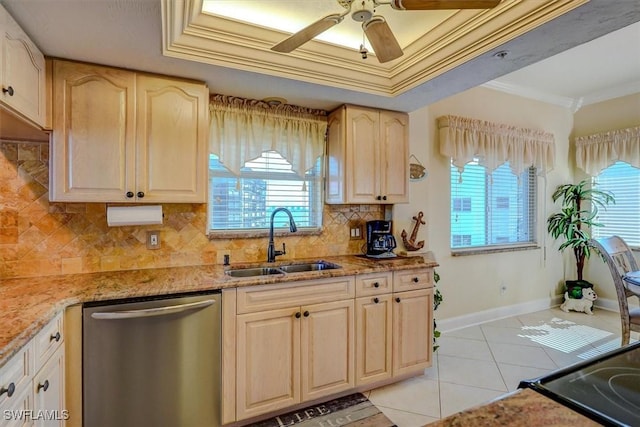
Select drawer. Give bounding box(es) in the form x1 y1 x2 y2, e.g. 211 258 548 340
237 276 355 314
0 342 33 410
355 272 392 297
33 313 64 372
393 268 433 293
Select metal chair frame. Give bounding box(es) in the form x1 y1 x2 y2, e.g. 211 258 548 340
590 236 640 346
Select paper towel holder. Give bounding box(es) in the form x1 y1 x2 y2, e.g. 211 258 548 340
106 205 163 227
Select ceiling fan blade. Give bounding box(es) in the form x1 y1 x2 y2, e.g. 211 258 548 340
363 16 403 63
390 0 501 10
271 14 344 53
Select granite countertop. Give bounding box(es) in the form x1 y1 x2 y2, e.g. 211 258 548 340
427 388 601 427
0 254 437 369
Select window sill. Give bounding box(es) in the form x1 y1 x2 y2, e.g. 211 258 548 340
208 228 322 240
451 244 540 256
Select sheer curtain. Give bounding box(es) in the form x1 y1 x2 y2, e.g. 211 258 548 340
438 115 556 176
209 94 328 178
575 126 640 176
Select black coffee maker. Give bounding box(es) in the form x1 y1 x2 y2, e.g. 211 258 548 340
366 220 397 258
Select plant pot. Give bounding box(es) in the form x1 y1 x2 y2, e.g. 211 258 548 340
565 279 594 299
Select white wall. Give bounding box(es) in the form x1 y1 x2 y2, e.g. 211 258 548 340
394 86 575 323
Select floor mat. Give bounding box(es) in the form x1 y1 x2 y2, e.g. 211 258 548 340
251 393 396 427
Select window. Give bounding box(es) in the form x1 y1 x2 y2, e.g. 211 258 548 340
450 161 536 251
208 151 323 233
592 161 640 247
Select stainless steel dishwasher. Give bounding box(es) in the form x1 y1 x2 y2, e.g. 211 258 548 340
83 291 221 427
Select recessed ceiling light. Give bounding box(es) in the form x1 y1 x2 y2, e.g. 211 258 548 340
263 97 288 106
493 50 510 59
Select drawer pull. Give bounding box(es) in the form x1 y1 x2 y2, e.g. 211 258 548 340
37 380 49 393
0 382 15 397
2 86 14 96
373 282 380 288
412 277 419 283
50 331 61 342
373 297 379 304
295 312 301 319
395 297 401 303
303 311 310 317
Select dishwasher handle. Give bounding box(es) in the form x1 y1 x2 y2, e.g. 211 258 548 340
91 299 216 320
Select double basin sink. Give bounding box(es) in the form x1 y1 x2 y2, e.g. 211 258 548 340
226 261 341 278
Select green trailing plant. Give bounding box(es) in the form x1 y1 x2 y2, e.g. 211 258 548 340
433 270 442 351
547 180 614 284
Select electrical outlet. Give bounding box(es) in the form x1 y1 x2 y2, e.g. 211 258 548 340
147 230 161 250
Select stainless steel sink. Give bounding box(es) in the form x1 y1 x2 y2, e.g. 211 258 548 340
225 267 285 278
278 261 341 273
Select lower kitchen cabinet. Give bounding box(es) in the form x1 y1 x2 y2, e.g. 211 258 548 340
355 294 393 385
32 348 65 427
392 288 433 377
235 299 354 421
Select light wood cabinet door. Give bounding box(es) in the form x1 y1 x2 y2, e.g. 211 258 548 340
135 75 208 203
32 347 65 427
300 299 354 402
326 105 408 204
51 61 136 202
236 307 301 421
379 111 409 203
392 288 433 377
0 4 46 127
355 295 392 386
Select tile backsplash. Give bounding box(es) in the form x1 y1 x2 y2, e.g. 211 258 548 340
0 140 383 279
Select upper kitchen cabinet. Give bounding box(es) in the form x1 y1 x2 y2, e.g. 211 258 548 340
326 105 408 204
0 4 48 130
50 60 209 203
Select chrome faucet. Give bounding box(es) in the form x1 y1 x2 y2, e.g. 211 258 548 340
267 207 298 263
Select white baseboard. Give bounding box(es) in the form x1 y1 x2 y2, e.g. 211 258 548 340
594 297 639 312
437 296 564 333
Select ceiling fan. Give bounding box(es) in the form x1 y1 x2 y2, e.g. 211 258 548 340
271 0 502 63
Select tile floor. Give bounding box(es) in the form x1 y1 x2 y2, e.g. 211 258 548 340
365 307 637 426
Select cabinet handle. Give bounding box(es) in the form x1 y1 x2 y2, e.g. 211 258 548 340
413 277 419 283
50 331 61 342
303 311 310 317
395 297 401 303
0 382 15 397
37 380 49 393
137 191 145 198
376 196 382 201
382 195 387 201
295 312 301 319
373 282 379 288
373 297 379 304
126 191 134 198
2 86 14 96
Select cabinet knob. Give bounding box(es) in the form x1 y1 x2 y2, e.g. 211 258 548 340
126 191 134 198
373 282 379 288
413 277 419 283
295 312 301 319
382 195 387 201
50 331 61 342
395 297 401 303
303 311 310 317
0 382 15 397
376 196 382 201
37 380 49 393
2 86 14 96
137 191 145 198
373 297 379 304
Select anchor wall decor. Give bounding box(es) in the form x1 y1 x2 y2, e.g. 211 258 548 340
401 211 425 251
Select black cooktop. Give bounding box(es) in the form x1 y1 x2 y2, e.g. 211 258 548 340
520 341 640 426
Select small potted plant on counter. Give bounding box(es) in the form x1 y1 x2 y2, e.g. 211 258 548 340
547 180 614 298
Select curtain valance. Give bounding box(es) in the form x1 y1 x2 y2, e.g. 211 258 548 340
575 126 640 176
209 94 328 177
438 115 556 176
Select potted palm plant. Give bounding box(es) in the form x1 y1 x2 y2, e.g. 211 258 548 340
547 180 614 297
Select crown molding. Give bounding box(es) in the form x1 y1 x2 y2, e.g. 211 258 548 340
162 0 589 98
